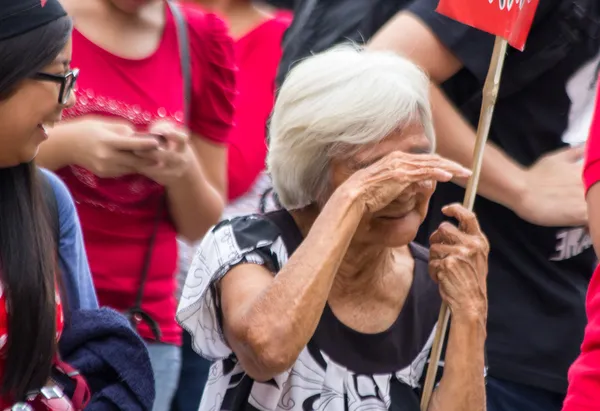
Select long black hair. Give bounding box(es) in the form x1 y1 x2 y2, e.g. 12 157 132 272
0 16 72 400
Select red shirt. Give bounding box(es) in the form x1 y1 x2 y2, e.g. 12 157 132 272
563 80 600 411
226 12 291 201
57 4 236 345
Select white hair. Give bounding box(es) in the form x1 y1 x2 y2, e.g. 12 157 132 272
267 44 436 209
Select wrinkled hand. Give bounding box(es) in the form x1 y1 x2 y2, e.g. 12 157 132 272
133 120 196 187
429 204 489 320
66 117 160 178
514 145 587 227
339 151 472 213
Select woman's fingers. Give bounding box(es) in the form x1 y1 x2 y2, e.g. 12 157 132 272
429 259 444 284
429 221 463 245
110 135 160 152
112 151 158 169
416 156 472 179
148 120 188 150
387 154 471 185
429 242 457 260
442 203 483 236
394 153 472 178
133 148 167 162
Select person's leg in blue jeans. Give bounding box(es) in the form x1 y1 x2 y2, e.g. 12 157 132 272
486 376 565 411
170 330 212 411
147 342 182 411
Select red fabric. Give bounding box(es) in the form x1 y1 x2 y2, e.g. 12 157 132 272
54 357 91 409
563 80 600 411
436 0 540 51
226 12 291 201
56 4 236 345
584 84 600 193
563 270 600 411
0 288 64 408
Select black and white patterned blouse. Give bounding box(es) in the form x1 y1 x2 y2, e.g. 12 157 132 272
176 210 445 411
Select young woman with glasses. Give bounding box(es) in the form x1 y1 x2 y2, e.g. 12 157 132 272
35 1 237 410
0 0 98 406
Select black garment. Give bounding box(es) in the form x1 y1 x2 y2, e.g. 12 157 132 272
176 211 446 410
170 332 211 411
0 0 66 40
275 0 600 394
408 0 600 394
264 0 295 10
486 376 565 411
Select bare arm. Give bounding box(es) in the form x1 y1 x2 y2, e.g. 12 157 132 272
220 190 363 381
429 315 487 411
166 135 226 242
368 12 526 210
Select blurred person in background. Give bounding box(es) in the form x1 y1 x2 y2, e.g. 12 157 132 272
36 0 237 410
173 1 290 410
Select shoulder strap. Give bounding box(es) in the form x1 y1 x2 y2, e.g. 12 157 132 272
168 1 192 125
125 3 191 341
39 170 59 247
53 356 91 410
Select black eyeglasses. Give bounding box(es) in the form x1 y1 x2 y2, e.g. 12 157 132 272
31 68 79 105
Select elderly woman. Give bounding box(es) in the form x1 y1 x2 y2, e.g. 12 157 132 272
177 45 488 410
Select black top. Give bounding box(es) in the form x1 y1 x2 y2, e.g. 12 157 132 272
176 210 447 410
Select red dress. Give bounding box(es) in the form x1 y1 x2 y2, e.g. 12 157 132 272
0 287 64 408
57 4 236 345
563 80 600 411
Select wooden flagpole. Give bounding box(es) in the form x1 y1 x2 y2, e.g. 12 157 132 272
420 35 509 411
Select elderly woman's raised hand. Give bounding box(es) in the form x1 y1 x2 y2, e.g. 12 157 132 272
429 204 489 320
343 151 471 213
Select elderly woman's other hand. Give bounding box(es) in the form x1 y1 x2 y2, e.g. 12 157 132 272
341 151 471 214
429 204 489 321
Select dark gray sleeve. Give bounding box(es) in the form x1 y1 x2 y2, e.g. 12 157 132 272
405 0 495 82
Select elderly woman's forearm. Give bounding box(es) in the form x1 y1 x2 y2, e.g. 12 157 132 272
429 314 487 411
226 190 364 379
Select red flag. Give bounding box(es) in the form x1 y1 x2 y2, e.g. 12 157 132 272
40 0 47 6
436 0 540 51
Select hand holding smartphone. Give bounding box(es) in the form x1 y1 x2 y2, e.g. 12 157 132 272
133 133 167 152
